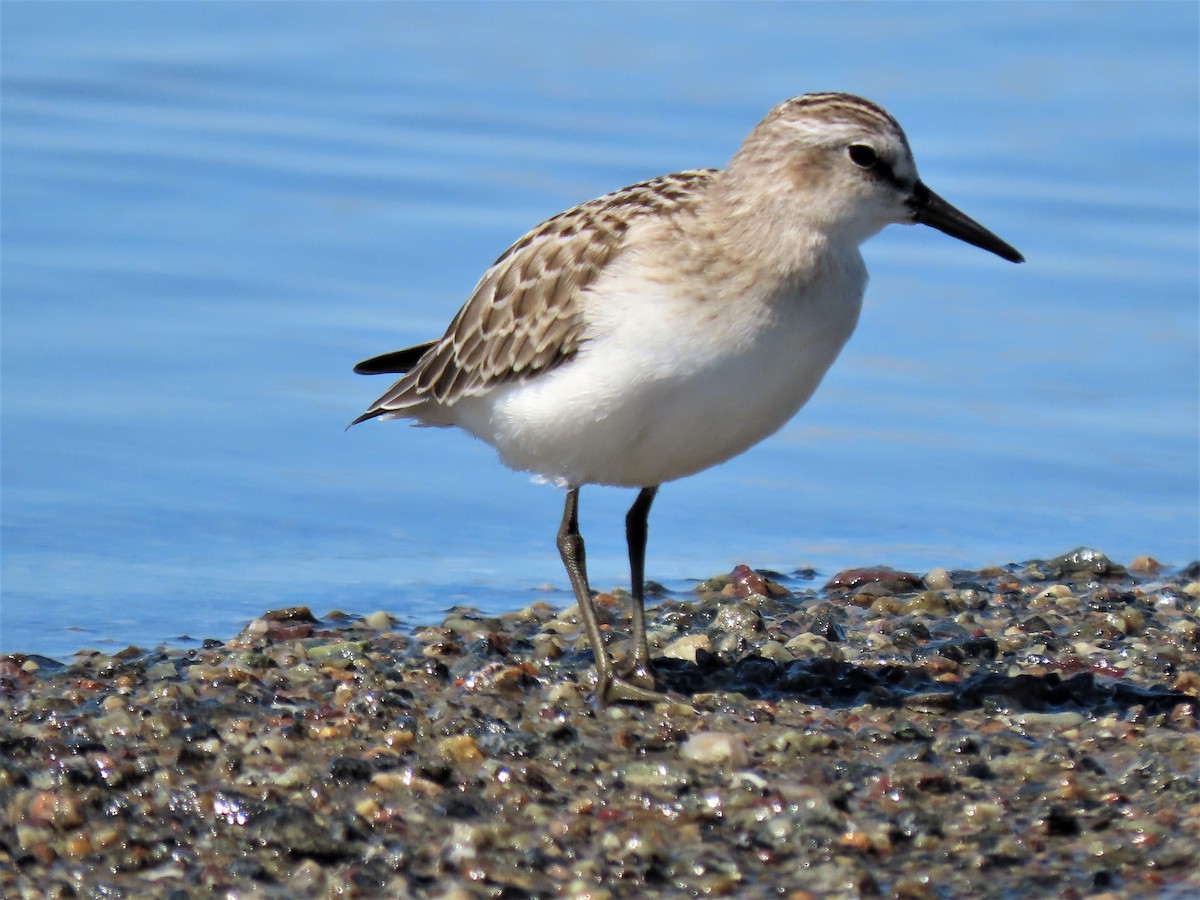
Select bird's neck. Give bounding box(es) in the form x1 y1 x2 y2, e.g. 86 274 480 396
703 169 860 289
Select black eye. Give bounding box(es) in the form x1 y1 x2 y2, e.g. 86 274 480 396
848 144 878 168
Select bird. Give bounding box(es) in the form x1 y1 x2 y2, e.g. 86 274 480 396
350 92 1023 705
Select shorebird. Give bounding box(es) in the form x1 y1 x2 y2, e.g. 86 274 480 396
351 92 1023 704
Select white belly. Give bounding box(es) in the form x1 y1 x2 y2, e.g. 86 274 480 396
446 255 866 487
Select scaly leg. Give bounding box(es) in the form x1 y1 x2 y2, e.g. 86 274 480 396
556 487 664 705
621 486 658 689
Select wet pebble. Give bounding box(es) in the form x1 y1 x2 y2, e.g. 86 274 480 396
1 551 1197 897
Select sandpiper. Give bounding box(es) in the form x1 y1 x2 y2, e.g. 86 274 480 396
352 92 1023 704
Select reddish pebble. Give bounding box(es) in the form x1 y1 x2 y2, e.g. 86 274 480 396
824 566 923 593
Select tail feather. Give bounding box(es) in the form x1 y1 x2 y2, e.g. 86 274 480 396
353 341 437 375
348 408 387 427
349 340 437 429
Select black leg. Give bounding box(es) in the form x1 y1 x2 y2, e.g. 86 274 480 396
556 487 663 705
556 487 609 692
623 486 658 688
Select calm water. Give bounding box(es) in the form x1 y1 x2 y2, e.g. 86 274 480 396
3 3 1197 659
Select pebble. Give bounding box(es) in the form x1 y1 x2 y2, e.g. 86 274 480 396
662 633 712 662
680 732 750 766
1 549 1197 897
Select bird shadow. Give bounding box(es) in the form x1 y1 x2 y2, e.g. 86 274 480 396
651 651 1197 718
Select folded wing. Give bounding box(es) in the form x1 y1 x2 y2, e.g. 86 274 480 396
351 169 718 425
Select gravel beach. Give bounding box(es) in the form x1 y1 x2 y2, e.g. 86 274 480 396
2 548 1197 899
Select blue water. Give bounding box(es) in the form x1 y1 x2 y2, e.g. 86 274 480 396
3 3 1197 659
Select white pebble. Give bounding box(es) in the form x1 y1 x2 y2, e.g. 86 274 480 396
681 732 750 766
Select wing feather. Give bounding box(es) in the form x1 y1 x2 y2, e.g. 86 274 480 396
354 169 718 421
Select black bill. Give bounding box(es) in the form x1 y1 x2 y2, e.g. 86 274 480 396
909 181 1024 263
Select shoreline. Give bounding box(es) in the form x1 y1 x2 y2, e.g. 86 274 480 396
3 548 1198 897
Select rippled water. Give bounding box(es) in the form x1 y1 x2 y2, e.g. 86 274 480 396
3 3 1197 658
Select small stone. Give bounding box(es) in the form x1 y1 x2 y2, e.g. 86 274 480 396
62 830 93 859
662 634 712 662
362 610 394 631
785 632 841 661
680 732 750 766
756 640 793 664
1046 547 1124 578
726 564 771 598
1035 584 1074 601
29 790 84 828
712 603 763 633
438 735 483 765
263 606 318 623
620 761 691 790
924 568 953 591
826 566 923 593
902 592 951 617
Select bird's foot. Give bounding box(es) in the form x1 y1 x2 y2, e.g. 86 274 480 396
598 673 667 705
588 641 664 705
616 659 657 692
593 658 665 705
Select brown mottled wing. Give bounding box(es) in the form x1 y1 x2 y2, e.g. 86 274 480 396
354 169 717 422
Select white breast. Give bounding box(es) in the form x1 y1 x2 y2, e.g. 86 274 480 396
447 248 866 488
